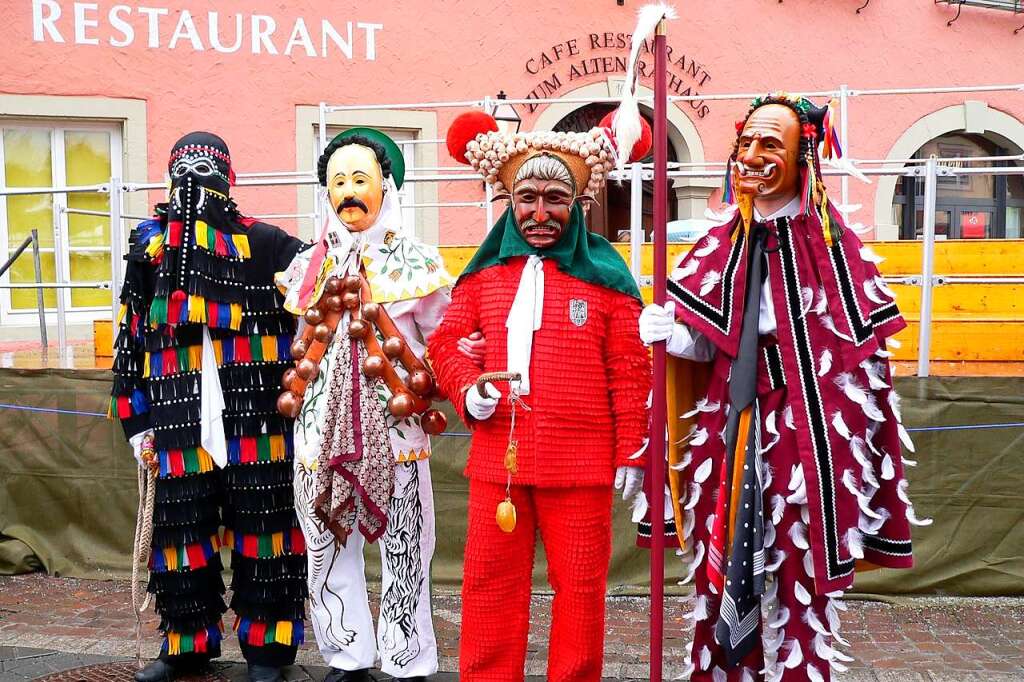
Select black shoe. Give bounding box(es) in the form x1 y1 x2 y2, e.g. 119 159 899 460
134 659 179 682
393 677 427 682
247 663 284 682
324 669 371 682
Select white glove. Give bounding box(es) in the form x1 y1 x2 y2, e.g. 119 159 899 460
639 301 715 361
639 301 677 345
129 429 156 468
466 382 500 421
614 465 644 502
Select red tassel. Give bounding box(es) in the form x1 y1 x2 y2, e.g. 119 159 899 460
240 436 257 463
116 395 131 418
247 621 266 646
242 535 258 557
194 628 208 653
167 290 186 324
169 450 185 477
291 528 306 553
167 220 183 247
235 336 252 362
186 543 206 569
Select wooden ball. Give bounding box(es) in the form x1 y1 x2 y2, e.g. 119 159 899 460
325 294 344 312
277 391 302 418
324 277 343 295
290 339 308 360
362 354 385 378
382 336 404 359
343 275 362 292
408 369 434 397
313 323 334 344
296 357 319 381
421 409 447 435
342 291 361 310
281 368 298 390
360 302 381 322
303 307 324 326
388 392 415 419
348 319 369 339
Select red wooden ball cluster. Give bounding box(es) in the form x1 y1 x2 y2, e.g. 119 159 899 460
276 273 448 435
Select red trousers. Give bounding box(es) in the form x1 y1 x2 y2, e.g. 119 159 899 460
459 479 613 682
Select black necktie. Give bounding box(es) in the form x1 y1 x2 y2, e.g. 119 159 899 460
716 223 769 667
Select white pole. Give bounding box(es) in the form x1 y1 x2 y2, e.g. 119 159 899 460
109 176 123 325
917 156 939 378
839 84 850 221
629 162 644 285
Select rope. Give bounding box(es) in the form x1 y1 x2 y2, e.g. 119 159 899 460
131 463 157 666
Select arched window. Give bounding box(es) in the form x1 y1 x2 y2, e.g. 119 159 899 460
893 132 1024 240
553 103 678 242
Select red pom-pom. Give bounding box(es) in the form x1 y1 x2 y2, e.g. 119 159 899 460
446 111 498 165
598 110 653 162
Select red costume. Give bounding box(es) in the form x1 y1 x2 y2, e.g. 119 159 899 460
429 259 650 681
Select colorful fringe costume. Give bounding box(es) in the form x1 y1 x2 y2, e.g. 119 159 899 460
110 132 307 669
645 96 927 682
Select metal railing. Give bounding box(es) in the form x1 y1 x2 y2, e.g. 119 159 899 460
0 230 47 360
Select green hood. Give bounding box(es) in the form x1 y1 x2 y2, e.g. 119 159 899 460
460 204 641 301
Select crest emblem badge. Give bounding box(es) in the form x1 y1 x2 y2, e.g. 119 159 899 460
569 299 588 327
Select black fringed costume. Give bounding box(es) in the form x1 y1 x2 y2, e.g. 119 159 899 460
110 132 307 667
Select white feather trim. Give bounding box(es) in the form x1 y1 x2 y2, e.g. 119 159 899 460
880 453 895 480
699 270 721 296
783 405 796 430
863 278 887 305
670 450 692 472
682 397 721 419
684 481 702 511
875 275 897 298
903 455 918 467
835 372 869 405
700 644 711 671
764 521 777 548
807 662 825 682
817 349 833 377
801 504 811 525
888 336 902 349
684 594 709 622
767 605 790 629
887 390 903 422
771 494 786 526
830 659 850 674
832 411 853 440
860 358 890 390
898 423 916 452
712 666 727 682
862 395 887 423
788 463 805 492
740 667 755 682
630 491 648 523
859 507 890 535
706 513 716 534
814 286 829 316
907 507 934 526
846 527 865 559
860 245 885 264
826 598 850 645
693 458 713 483
850 436 871 468
794 581 812 606
766 549 786 573
801 286 815 316
694 235 720 258
672 258 699 280
787 484 808 506
689 426 710 447
684 508 696 537
821 314 854 341
804 608 830 637
782 639 803 669
803 549 815 578
789 521 810 550
680 540 705 585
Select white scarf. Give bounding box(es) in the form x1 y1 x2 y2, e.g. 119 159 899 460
505 255 545 395
200 326 228 467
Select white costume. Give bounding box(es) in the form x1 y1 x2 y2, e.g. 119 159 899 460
278 183 452 678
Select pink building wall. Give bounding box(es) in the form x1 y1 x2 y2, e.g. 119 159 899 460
2 0 1024 243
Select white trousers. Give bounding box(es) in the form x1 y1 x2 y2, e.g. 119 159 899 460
294 458 438 677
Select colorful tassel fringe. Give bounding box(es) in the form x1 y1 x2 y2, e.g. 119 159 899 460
162 623 223 656
227 433 292 466
152 534 221 572
109 389 149 419
158 447 216 478
222 527 306 559
234 617 304 647
721 159 735 205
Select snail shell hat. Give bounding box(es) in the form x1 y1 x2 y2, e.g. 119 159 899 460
446 109 653 198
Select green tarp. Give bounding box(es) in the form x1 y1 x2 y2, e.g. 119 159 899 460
0 368 1022 595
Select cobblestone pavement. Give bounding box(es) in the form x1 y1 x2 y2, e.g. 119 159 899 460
1 574 1023 681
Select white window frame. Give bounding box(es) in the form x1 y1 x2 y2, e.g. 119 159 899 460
0 119 123 326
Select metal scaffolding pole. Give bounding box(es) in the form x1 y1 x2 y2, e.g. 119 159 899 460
917 156 940 377
109 176 124 325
